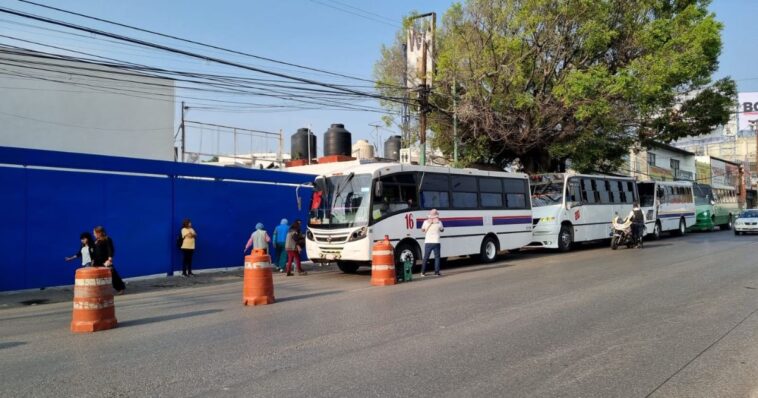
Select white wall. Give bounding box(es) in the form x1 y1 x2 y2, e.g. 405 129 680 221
0 52 175 161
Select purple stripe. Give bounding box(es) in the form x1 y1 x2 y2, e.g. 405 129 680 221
493 216 532 225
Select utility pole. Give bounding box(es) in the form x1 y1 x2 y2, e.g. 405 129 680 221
402 43 410 149
453 77 458 165
180 101 186 162
409 12 435 166
307 123 312 165
369 123 382 157
278 129 283 167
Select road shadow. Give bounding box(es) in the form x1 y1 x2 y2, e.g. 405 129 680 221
641 243 674 249
0 341 27 350
118 309 223 328
276 290 342 303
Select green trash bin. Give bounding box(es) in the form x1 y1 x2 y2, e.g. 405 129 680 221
403 260 413 282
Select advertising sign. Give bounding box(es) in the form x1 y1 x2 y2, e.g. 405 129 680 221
738 92 758 131
406 26 434 88
711 158 727 186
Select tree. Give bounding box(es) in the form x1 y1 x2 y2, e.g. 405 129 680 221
374 0 736 172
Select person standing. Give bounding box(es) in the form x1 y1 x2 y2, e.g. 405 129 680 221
245 223 270 254
65 232 94 267
420 209 444 277
180 219 197 277
627 202 645 248
284 220 307 276
92 226 126 294
272 218 290 272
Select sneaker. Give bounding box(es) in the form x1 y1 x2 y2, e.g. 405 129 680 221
116 289 125 295
420 273 427 277
434 272 442 277
181 273 188 277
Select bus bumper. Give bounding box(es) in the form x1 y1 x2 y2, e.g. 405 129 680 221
306 236 371 263
689 215 714 231
529 224 560 249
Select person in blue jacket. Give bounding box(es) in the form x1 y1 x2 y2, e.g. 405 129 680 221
272 218 290 272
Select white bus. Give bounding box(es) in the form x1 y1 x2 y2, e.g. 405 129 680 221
303 161 533 273
637 180 696 239
530 173 639 251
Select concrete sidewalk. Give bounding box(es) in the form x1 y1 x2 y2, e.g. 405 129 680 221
0 261 334 310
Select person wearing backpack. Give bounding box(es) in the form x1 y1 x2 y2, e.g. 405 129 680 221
179 219 197 277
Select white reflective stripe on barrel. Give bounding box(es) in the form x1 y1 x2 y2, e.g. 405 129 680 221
245 261 273 269
74 277 111 286
372 265 395 271
372 250 393 256
73 299 114 310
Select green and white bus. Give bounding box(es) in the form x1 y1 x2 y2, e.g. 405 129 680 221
690 183 740 231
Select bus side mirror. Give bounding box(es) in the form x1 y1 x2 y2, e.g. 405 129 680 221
374 181 383 197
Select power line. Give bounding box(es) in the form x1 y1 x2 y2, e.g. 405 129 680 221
0 6 408 105
308 0 400 27
18 0 397 85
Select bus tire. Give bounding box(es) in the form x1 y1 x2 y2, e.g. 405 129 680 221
652 221 662 240
394 241 419 270
558 225 573 252
674 218 686 237
479 235 499 263
337 261 360 274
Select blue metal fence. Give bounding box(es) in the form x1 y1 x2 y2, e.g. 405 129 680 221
0 146 314 292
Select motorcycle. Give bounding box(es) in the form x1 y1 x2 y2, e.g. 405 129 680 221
611 216 643 250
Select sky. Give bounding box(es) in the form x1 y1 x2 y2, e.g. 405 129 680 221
1 0 757 157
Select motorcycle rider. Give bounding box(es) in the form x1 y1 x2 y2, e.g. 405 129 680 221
627 201 645 248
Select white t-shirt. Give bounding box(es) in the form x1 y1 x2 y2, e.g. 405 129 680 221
80 246 92 266
421 218 444 244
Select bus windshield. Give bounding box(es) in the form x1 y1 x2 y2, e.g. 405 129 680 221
309 173 372 229
530 174 565 207
693 184 712 206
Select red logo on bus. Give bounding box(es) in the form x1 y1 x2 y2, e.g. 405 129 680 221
405 213 414 229
574 210 581 221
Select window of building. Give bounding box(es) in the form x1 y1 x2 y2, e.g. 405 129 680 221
670 159 680 174
648 152 656 167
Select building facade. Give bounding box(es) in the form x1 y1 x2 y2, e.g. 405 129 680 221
625 143 696 182
0 51 175 161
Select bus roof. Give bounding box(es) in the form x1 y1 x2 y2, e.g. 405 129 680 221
637 180 693 187
290 160 528 180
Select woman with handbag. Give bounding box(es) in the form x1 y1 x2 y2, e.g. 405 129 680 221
92 226 126 294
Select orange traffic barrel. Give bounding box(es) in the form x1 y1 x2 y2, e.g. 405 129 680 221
243 249 275 306
71 267 117 333
371 236 396 286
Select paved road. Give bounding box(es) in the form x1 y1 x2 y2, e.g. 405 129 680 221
2 230 758 397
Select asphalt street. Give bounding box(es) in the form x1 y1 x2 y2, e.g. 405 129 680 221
2 230 758 398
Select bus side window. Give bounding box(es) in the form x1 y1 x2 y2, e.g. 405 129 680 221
420 173 450 210
373 173 419 220
567 178 581 204
598 179 611 204
451 175 478 209
479 177 503 208
504 178 528 209
626 181 636 203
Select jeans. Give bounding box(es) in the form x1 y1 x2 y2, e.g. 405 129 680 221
421 243 441 274
285 250 303 274
273 243 286 269
632 223 644 243
181 249 194 275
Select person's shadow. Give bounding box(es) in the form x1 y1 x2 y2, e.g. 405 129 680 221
117 309 223 328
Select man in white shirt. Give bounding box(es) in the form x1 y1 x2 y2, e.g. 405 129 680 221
420 209 444 276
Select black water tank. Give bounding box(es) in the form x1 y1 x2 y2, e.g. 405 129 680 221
291 128 316 161
323 123 352 156
384 135 402 160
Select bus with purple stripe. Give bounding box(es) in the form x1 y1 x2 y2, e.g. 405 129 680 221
637 180 696 239
294 160 533 274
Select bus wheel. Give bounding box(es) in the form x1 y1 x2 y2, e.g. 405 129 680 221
674 218 686 237
394 241 418 270
558 225 573 252
479 235 499 263
653 222 662 240
336 261 360 274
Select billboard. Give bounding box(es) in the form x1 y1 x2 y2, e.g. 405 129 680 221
738 92 758 131
406 25 434 88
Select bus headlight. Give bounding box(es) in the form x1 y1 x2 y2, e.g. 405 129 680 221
348 227 367 242
539 216 556 223
306 230 314 241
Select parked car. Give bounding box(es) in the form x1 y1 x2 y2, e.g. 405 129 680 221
734 209 758 235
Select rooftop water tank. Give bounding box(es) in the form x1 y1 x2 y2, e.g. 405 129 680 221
352 139 374 160
291 128 316 161
384 135 402 161
323 123 352 157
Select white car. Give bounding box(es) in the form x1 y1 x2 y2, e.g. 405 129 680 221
734 209 758 235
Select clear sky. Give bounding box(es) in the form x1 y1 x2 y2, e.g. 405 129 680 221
1 0 756 157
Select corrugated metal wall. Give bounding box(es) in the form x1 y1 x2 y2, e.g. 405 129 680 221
0 146 313 291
